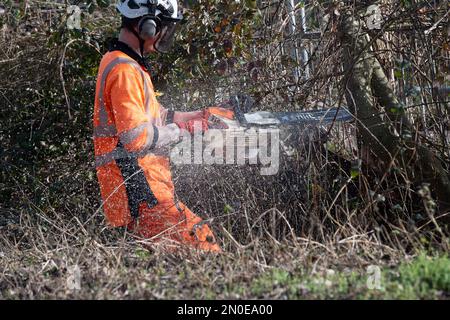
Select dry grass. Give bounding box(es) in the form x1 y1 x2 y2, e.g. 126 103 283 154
1 127 447 299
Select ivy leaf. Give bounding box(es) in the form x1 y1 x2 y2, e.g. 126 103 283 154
245 0 257 10
394 69 402 79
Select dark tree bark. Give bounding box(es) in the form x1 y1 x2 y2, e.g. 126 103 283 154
339 13 450 222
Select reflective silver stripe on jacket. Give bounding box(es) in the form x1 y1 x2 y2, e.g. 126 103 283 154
118 122 158 151
95 141 166 168
95 148 129 168
94 57 151 138
93 124 117 138
119 122 148 146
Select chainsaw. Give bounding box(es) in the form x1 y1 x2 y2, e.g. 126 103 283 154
206 94 353 129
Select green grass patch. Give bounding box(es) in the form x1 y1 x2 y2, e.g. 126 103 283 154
246 253 449 299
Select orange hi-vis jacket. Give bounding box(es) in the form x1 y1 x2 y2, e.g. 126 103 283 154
94 49 166 226
93 44 220 252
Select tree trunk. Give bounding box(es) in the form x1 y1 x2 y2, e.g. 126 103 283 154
339 13 450 222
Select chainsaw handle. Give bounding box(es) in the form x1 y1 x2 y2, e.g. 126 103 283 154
229 95 248 126
207 107 235 120
207 94 255 126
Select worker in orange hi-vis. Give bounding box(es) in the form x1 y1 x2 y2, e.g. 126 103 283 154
93 0 221 252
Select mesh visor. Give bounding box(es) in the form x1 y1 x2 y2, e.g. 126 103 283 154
154 22 178 53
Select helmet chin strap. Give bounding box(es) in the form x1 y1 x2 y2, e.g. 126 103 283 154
124 24 146 58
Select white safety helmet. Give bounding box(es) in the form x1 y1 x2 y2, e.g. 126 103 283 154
116 0 183 54
116 0 180 20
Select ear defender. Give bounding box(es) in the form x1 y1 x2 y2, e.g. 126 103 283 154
138 17 158 40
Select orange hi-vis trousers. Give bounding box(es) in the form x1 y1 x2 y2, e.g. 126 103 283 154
126 157 221 252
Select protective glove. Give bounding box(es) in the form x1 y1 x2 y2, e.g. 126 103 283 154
175 119 209 134
202 108 211 121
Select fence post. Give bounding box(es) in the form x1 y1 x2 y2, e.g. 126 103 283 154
286 0 310 84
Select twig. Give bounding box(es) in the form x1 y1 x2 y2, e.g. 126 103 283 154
424 9 450 35
60 39 77 119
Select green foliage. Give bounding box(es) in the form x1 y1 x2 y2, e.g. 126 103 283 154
246 254 450 299
393 253 450 298
153 0 261 87
400 0 413 8
223 204 234 214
